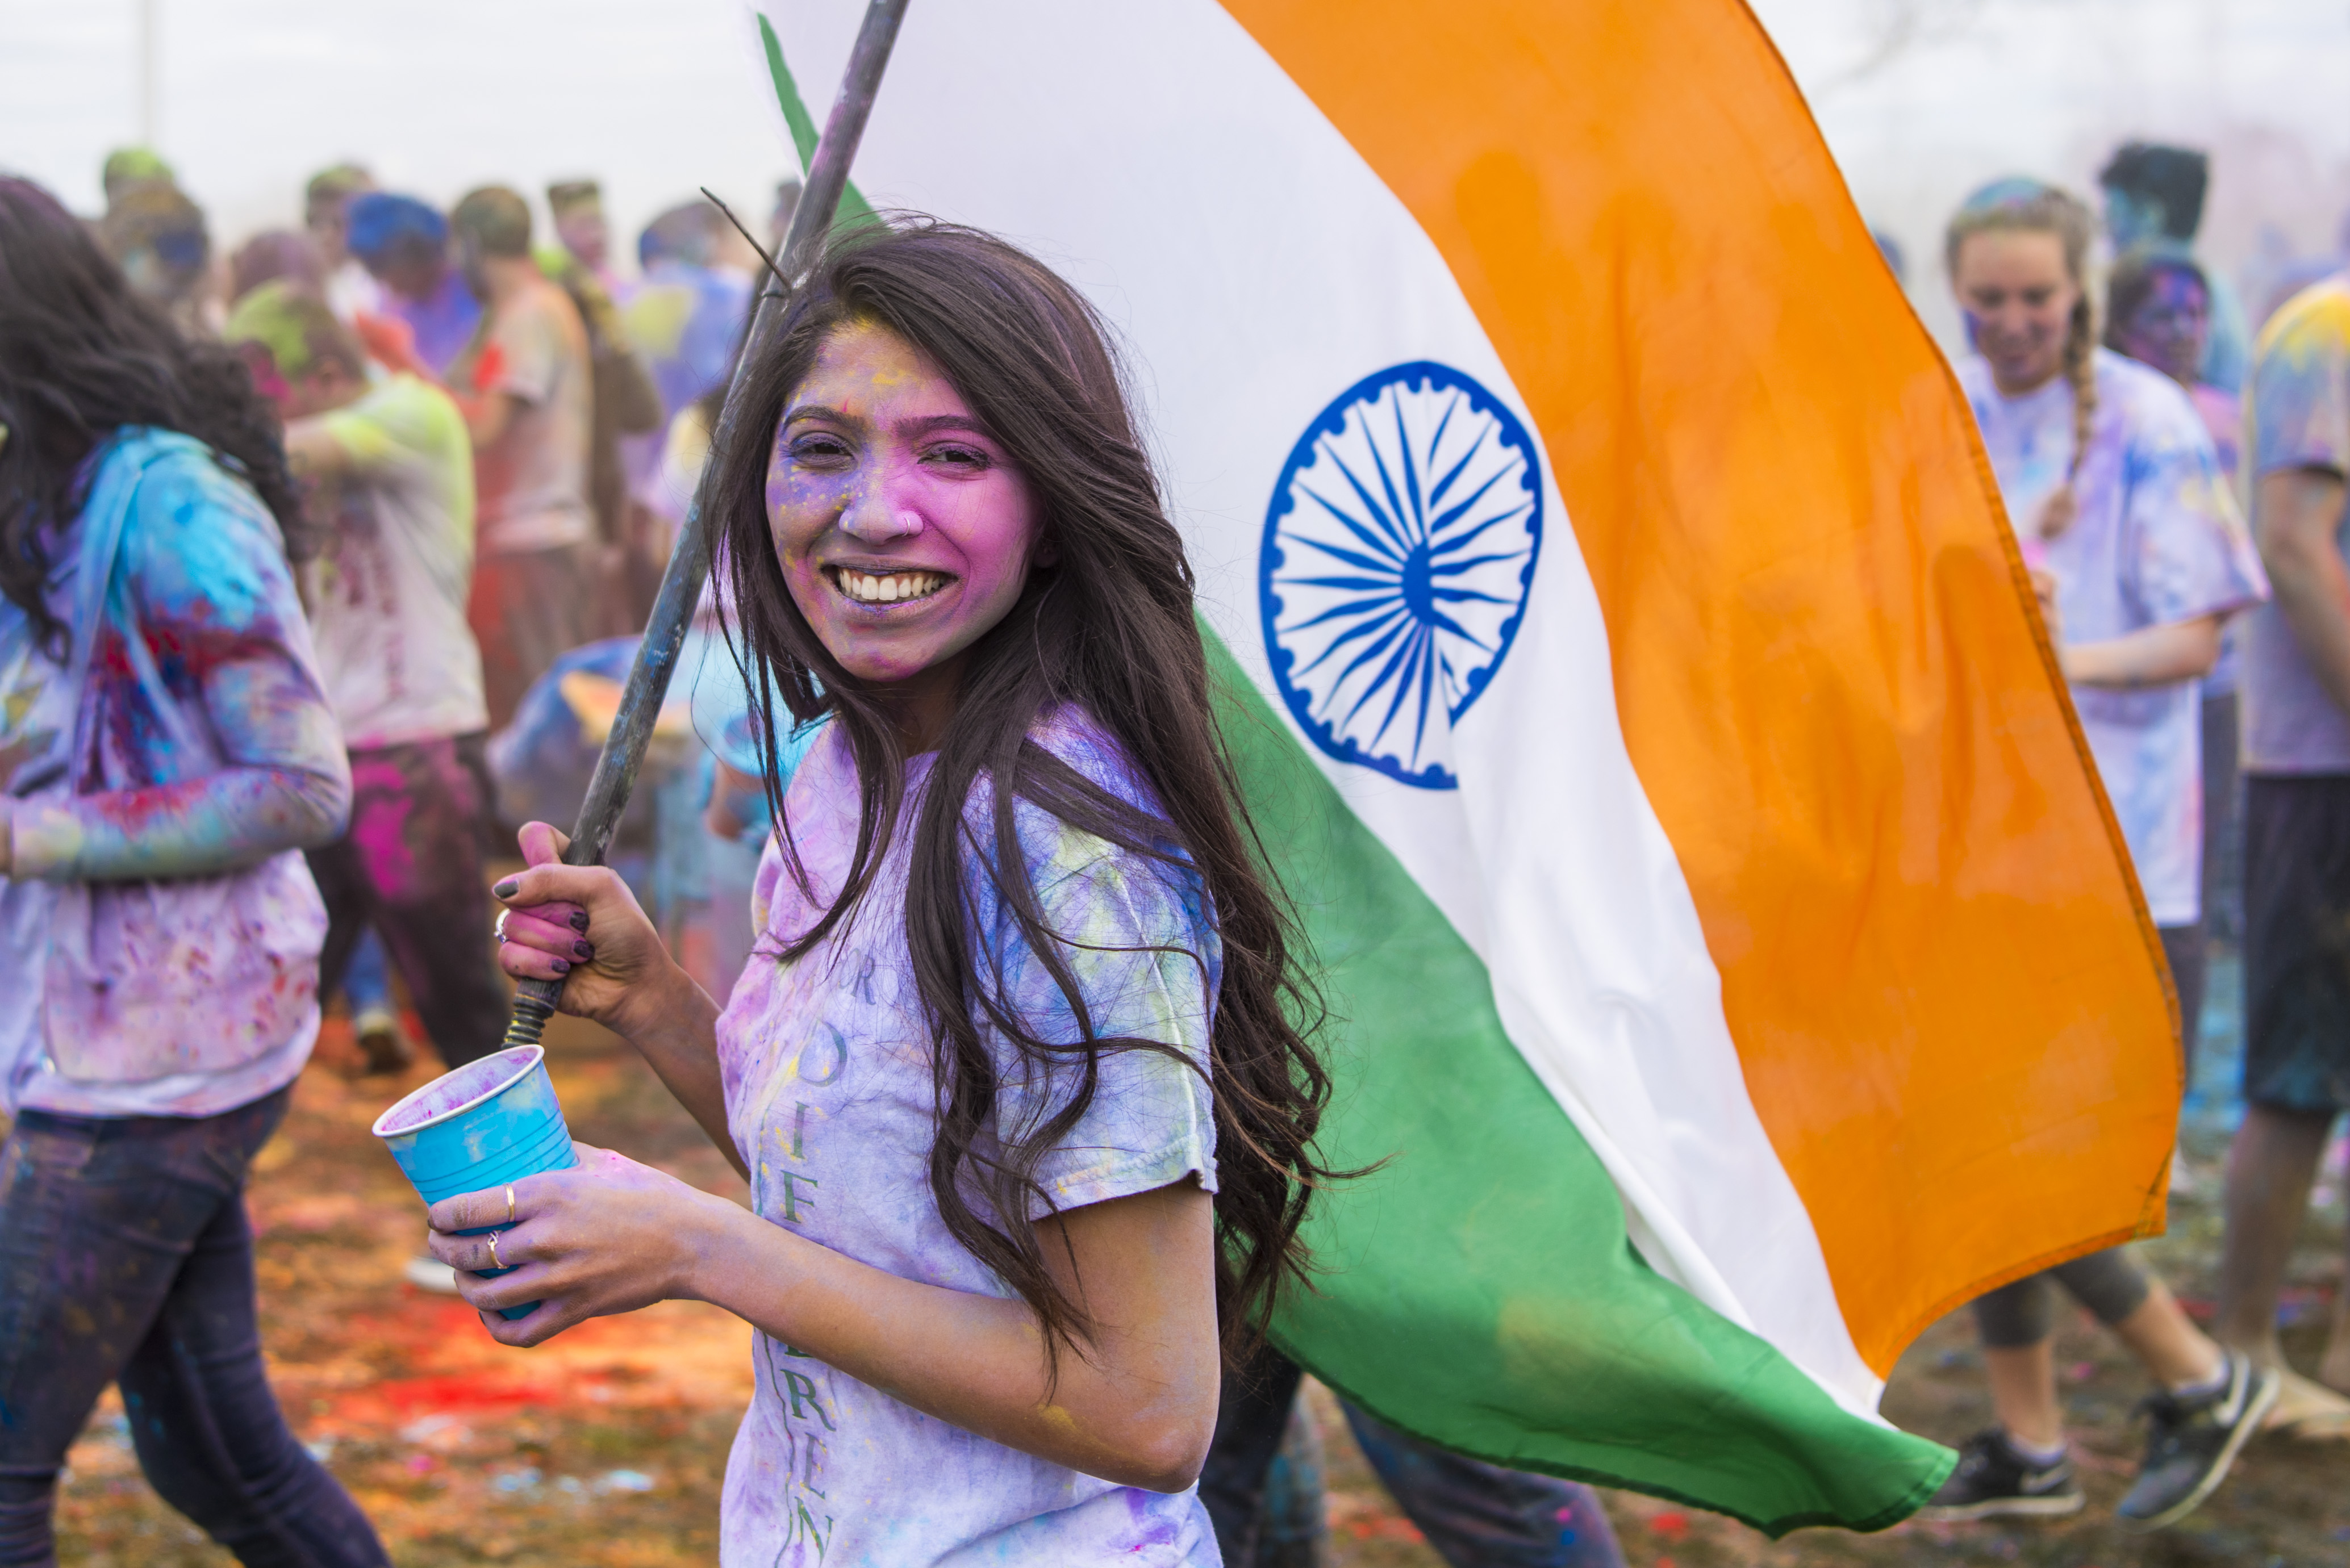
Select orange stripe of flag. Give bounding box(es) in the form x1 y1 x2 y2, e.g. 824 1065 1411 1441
1224 0 2178 1372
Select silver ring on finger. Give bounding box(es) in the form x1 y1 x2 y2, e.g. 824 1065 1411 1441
495 909 511 942
486 1230 506 1270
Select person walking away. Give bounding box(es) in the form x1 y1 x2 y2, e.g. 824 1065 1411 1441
303 164 383 325
347 193 481 379
224 283 508 1084
1919 178 2274 1531
448 187 598 729
539 179 665 633
2215 268 2350 1435
2107 251 2249 1013
0 177 386 1566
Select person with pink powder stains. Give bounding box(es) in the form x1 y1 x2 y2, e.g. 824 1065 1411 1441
224 283 509 1083
439 221 1343 1565
0 178 386 1566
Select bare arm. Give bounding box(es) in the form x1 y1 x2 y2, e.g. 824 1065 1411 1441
430 1161 1220 1491
2253 466 2350 716
282 419 355 484
474 821 1220 1488
2061 614 2224 689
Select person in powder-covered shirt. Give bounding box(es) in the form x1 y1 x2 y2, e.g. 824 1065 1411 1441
225 282 509 1085
0 177 386 1565
2106 250 2251 951
1920 178 2273 1532
434 221 1342 1566
448 186 598 727
2213 272 2350 1433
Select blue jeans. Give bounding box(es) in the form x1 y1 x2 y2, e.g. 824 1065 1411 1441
1203 1347 1625 1568
0 1089 386 1567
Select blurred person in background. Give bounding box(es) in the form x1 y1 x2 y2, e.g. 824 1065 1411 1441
540 179 664 632
1920 178 2273 1531
303 163 381 323
347 192 479 377
448 186 596 729
620 201 750 573
96 180 215 337
2108 252 2249 950
227 228 325 306
2100 142 2249 395
0 175 387 1567
98 145 174 210
2217 266 2350 1435
547 177 615 290
224 284 507 1092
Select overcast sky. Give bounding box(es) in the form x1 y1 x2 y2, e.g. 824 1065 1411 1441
3 0 2345 347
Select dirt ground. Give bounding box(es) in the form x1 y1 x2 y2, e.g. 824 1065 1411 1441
49 952 2350 1567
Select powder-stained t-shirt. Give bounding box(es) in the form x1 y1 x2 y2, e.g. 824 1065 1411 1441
453 278 594 557
2188 381 2246 697
1961 349 2268 925
305 373 488 749
2241 273 2350 775
713 707 1221 1567
0 432 344 1118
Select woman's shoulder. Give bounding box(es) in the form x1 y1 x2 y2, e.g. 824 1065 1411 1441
101 430 292 617
1025 704 1166 817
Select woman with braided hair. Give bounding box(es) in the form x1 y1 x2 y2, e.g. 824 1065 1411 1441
1918 178 2275 1532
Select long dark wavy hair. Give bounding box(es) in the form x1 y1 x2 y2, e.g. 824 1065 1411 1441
711 219 1337 1367
0 175 308 655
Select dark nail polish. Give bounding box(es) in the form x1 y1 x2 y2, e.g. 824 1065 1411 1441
552 959 571 975
492 880 518 899
568 910 590 932
573 940 594 960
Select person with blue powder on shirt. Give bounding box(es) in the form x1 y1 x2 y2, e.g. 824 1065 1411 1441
0 176 386 1567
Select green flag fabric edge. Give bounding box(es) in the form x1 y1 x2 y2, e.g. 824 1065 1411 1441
1205 627 1955 1536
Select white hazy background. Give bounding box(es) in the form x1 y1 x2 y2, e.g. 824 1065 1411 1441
2 0 2347 350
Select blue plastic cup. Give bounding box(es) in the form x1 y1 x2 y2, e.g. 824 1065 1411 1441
373 1044 581 1320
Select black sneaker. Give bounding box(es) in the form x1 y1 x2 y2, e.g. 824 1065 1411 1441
2115 1350 2280 1532
1916 1429 2085 1522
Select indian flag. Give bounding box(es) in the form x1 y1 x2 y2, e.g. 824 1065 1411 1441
748 0 2179 1534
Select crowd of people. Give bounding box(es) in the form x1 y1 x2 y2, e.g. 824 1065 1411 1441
0 128 2343 1567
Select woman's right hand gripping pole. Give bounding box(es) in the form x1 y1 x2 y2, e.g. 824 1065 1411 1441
491 821 742 1177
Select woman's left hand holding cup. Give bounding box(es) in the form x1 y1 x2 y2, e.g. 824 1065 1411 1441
425 1143 731 1347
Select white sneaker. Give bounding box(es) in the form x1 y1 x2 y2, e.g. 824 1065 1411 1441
403 1255 462 1294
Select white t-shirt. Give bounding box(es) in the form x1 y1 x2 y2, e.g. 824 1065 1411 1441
454 278 595 557
1960 350 2267 925
714 710 1221 1566
306 374 490 747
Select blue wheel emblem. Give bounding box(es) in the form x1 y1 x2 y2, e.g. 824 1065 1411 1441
1259 361 1543 790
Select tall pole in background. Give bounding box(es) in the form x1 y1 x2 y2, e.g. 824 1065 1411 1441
137 0 158 147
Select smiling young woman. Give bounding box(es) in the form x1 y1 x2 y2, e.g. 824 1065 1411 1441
444 220 1338 1566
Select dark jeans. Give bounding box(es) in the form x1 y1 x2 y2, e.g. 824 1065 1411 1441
2161 922 2208 1086
0 1090 387 1567
1203 1347 1625 1568
308 735 508 1071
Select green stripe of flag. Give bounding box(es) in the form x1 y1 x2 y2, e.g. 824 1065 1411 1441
1205 626 1954 1535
